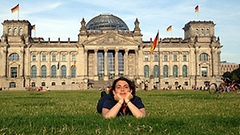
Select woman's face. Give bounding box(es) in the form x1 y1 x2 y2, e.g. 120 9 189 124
114 80 132 98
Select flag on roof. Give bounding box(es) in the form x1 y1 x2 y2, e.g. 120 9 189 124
150 32 159 52
166 25 172 32
11 4 19 13
195 5 199 12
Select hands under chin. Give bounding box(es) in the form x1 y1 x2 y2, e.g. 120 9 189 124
114 92 133 104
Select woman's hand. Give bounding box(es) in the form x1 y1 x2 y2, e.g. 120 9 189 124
113 91 124 104
125 92 133 103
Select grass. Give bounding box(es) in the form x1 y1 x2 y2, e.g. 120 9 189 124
0 90 240 134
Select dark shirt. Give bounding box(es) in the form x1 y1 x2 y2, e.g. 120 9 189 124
97 94 145 116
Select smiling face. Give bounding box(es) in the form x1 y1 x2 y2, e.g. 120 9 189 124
114 80 132 98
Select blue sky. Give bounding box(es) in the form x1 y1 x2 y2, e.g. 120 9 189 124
1 0 240 64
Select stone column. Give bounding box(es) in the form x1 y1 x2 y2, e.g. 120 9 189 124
84 49 88 77
104 49 108 81
135 49 138 77
94 49 98 81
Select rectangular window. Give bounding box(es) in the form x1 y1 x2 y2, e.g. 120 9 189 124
72 54 76 61
11 67 17 78
42 55 46 61
144 56 149 61
52 55 56 61
173 55 178 61
154 55 159 61
164 55 168 61
201 67 208 77
183 55 187 61
32 55 36 61
62 55 66 61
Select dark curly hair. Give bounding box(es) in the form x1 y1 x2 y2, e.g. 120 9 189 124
109 77 136 96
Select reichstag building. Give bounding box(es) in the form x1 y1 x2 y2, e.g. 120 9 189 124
0 13 222 90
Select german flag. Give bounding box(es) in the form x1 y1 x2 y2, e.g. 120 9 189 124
11 4 19 13
31 25 36 30
195 5 199 12
166 25 172 32
150 32 159 52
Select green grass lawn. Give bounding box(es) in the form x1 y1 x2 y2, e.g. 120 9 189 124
0 90 240 134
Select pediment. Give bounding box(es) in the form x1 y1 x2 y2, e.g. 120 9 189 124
84 33 138 46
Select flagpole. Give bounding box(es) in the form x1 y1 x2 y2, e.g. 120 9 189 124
157 31 161 90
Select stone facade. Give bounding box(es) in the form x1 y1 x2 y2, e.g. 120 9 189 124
0 14 222 90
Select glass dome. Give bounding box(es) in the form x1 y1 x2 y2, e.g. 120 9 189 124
86 14 129 30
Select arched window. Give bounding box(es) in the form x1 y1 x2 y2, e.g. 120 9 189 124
8 28 12 35
71 66 76 78
196 29 199 35
173 65 178 77
61 65 66 78
163 65 168 77
52 82 56 86
51 65 57 78
200 53 208 61
9 53 19 61
13 28 18 36
182 65 188 77
42 82 46 86
206 29 209 35
41 65 47 78
153 65 159 78
144 65 149 77
19 28 23 35
31 65 37 78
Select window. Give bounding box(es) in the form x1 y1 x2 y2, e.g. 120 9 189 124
118 51 124 75
62 82 66 85
153 65 159 78
183 55 187 61
42 55 46 61
182 65 188 77
31 65 37 78
8 28 12 35
19 28 23 35
9 53 19 61
201 29 204 35
31 82 36 87
201 67 208 77
9 82 16 88
164 55 168 61
144 56 149 61
163 65 168 77
72 54 76 61
206 29 209 35
42 82 46 86
11 67 17 78
98 51 104 79
52 82 56 86
62 55 66 61
184 82 188 86
200 53 208 61
61 65 67 78
154 55 159 61
13 28 18 36
108 51 115 78
196 29 199 35
173 65 178 77
71 66 76 78
173 55 177 61
51 65 57 78
144 65 149 77
32 55 36 61
41 65 47 78
52 54 56 61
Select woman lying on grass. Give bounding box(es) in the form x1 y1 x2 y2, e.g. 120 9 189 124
97 77 146 118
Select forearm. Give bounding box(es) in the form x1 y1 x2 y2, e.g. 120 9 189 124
127 101 146 118
102 102 122 118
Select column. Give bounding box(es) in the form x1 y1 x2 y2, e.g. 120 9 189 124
84 49 88 77
94 49 98 81
135 49 138 77
104 49 108 80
